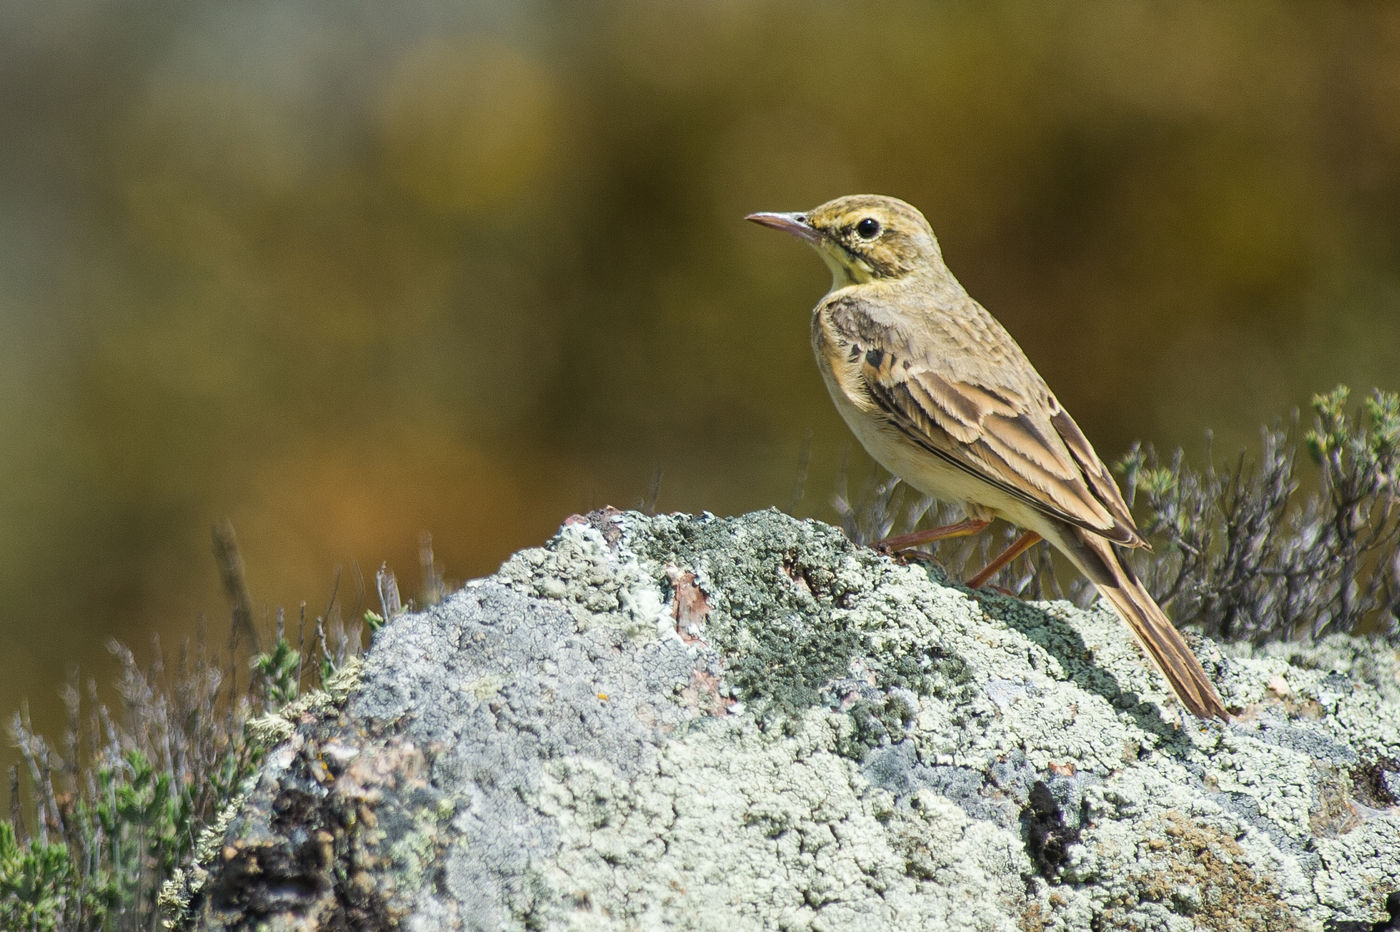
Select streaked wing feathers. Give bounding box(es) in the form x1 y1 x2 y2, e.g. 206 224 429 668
857 338 1144 547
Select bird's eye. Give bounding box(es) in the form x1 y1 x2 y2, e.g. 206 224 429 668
855 217 881 239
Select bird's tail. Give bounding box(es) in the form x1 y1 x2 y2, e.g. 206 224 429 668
1053 528 1229 721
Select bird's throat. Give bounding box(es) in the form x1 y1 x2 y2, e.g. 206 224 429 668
819 248 875 290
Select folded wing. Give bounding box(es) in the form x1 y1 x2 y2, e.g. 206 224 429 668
849 317 1145 547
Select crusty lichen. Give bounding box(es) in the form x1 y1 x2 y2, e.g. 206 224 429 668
182 510 1400 931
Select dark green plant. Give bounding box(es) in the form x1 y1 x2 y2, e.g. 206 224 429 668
252 621 303 708
0 821 81 932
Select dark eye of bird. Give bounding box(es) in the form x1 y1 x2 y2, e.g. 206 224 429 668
855 217 881 240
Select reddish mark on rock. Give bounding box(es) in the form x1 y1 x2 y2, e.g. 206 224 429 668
666 566 710 642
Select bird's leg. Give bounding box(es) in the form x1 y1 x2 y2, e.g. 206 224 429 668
876 517 991 553
966 531 1042 589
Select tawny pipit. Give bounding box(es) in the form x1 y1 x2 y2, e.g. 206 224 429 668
747 194 1228 720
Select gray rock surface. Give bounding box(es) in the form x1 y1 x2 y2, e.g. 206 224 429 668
181 509 1400 931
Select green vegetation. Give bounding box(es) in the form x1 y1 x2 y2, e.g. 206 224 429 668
0 524 414 931
3 621 367 931
0 822 77 931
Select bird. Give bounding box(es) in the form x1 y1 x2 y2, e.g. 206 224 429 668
746 194 1228 721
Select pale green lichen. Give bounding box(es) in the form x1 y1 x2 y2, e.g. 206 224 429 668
183 510 1400 930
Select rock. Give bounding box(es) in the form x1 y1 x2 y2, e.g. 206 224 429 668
177 508 1400 931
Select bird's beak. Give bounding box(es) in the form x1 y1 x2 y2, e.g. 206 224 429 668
745 211 823 246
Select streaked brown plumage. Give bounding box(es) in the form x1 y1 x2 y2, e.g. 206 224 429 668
747 194 1228 721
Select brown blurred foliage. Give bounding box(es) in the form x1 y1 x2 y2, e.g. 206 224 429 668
2 1 1398 770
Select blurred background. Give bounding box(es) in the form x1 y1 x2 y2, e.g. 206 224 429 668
2 1 1398 775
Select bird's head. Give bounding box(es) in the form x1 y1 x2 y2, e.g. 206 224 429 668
746 194 944 289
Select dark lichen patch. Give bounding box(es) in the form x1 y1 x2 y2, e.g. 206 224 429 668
631 511 875 722
721 603 866 728
184 724 449 930
884 639 973 698
1351 756 1400 809
1021 780 1080 880
779 550 861 609
632 510 973 725
834 692 918 761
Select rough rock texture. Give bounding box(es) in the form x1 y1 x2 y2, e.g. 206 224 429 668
181 509 1400 931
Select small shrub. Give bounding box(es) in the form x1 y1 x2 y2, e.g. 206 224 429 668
3 530 388 931
1119 386 1400 643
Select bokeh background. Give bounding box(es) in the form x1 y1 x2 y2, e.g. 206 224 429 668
3 1 1398 776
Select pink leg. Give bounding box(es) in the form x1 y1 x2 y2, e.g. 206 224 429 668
877 518 991 553
966 531 1042 588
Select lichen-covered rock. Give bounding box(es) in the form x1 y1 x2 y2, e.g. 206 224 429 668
179 509 1400 931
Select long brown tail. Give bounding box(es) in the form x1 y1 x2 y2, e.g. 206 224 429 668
1051 527 1229 721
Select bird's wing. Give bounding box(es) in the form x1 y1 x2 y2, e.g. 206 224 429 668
830 300 1144 546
